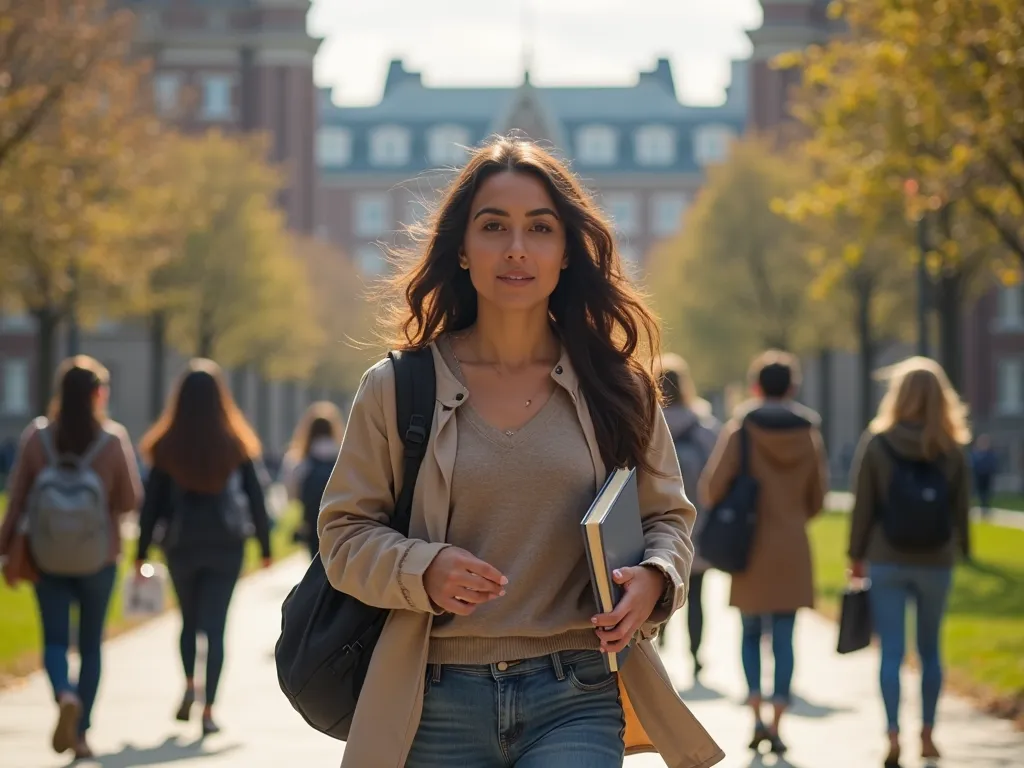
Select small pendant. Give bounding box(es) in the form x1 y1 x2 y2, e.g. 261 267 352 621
505 429 514 437
525 399 532 408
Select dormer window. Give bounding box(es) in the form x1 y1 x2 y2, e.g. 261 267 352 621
316 127 352 166
576 125 618 166
369 125 411 167
635 125 676 166
694 124 737 166
427 124 470 166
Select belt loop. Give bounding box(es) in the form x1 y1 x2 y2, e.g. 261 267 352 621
431 663 442 684
551 652 566 681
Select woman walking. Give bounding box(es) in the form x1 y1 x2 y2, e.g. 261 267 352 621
848 357 971 767
134 359 273 736
654 353 719 678
0 356 142 759
317 136 722 768
279 401 344 560
700 351 829 756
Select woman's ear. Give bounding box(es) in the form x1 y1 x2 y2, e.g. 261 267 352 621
561 252 569 270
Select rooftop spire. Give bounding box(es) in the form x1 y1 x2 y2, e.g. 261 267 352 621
520 0 534 85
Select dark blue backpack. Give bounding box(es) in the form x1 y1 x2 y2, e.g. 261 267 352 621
697 422 759 573
300 458 335 531
878 439 952 552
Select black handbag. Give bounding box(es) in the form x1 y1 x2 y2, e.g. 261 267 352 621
274 348 436 740
837 583 873 654
697 422 759 573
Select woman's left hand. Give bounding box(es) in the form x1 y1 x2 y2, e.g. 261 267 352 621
592 565 667 654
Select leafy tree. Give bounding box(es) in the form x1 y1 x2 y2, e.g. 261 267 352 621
0 0 135 171
647 138 819 392
788 0 1024 262
0 39 161 410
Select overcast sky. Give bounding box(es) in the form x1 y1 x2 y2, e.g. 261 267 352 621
309 0 763 107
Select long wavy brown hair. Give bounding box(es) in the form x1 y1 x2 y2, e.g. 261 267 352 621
384 135 662 474
140 359 261 493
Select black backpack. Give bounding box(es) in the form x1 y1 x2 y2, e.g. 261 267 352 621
299 457 335 532
878 438 952 552
697 422 759 573
274 349 435 741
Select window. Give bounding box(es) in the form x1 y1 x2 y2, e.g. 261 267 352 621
997 359 1023 415
153 72 182 116
317 127 352 166
2 358 29 415
693 124 737 166
353 193 392 237
355 245 386 276
0 313 33 332
427 124 470 166
635 125 676 166
603 192 638 236
576 125 618 166
996 284 1024 330
200 74 233 120
369 125 411 167
650 192 689 237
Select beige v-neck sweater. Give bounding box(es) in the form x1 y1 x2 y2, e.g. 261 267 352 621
427 339 602 664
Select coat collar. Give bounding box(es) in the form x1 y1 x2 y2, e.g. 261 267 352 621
428 337 580 410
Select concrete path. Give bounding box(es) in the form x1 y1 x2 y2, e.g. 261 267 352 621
1 559 1021 768
826 491 1024 531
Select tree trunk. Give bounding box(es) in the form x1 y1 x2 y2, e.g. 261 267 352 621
256 375 271 447
197 305 215 359
149 310 167 420
936 272 964 392
817 348 833 456
855 278 875 431
33 307 60 416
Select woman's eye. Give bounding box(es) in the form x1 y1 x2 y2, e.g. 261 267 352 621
482 221 504 231
532 222 553 233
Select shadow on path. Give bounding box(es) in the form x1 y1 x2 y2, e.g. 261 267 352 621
677 680 727 703
787 693 851 719
743 755 808 768
78 735 241 768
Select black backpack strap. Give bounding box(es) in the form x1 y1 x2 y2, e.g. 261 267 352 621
737 418 751 476
387 348 437 537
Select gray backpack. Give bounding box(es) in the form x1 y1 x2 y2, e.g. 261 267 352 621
27 425 113 576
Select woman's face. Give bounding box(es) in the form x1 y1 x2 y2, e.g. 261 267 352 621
461 171 568 312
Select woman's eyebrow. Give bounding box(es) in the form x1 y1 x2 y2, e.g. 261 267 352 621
471 206 561 221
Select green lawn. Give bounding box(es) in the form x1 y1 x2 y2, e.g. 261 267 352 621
0 498 303 682
990 493 1024 512
810 512 1024 710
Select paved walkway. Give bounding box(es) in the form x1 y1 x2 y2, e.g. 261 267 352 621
1 559 1021 768
826 491 1024 531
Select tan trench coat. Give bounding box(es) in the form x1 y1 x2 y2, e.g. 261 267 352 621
319 343 724 768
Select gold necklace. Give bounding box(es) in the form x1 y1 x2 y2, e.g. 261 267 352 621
449 334 553 412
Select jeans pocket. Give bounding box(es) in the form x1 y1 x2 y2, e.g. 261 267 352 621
566 654 618 693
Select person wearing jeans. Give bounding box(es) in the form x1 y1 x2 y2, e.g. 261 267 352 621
34 565 117 747
408 651 624 767
848 357 971 767
0 356 142 760
740 613 796 713
701 351 829 755
868 564 953 741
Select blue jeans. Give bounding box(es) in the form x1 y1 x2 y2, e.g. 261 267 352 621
407 650 625 767
869 562 953 732
740 612 796 706
33 564 117 734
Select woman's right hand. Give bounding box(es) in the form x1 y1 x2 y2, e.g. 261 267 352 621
423 547 507 616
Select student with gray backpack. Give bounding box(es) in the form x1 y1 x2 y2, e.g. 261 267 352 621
134 359 273 737
0 356 143 760
654 353 719 678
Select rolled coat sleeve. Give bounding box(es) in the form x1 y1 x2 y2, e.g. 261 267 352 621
638 408 697 626
318 361 448 614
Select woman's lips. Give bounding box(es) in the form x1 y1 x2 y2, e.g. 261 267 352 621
497 274 534 284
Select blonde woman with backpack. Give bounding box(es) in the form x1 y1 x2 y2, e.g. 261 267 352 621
0 356 142 760
847 357 971 767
